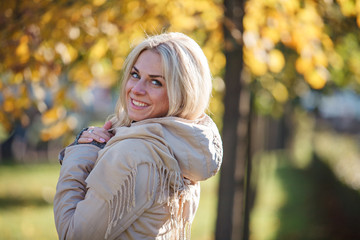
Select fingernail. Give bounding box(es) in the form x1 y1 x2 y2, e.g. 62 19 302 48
100 138 106 143
88 138 93 142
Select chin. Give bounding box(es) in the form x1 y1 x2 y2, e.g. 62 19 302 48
129 114 145 122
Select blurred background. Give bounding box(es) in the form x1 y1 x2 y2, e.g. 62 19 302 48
1 0 360 239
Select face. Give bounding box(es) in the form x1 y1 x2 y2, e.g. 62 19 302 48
125 50 169 122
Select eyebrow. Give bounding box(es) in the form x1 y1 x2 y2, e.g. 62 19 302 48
133 66 165 79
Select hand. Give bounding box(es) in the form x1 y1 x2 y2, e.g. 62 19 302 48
78 121 114 144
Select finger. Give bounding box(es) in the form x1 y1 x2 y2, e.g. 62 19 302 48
78 137 94 143
95 127 113 140
103 121 112 130
86 129 110 143
79 128 103 143
87 127 111 137
94 131 111 142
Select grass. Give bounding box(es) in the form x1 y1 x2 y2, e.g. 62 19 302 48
192 175 219 240
249 129 360 240
0 163 218 240
0 164 59 240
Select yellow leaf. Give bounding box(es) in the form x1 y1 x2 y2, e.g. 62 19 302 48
41 121 69 141
213 52 226 73
244 16 259 32
69 63 93 86
42 106 66 125
3 98 15 112
268 49 285 73
12 73 23 84
295 57 313 74
16 36 30 63
328 51 344 70
55 43 78 65
244 49 267 76
338 0 357 16
282 0 300 14
89 38 109 62
112 57 124 71
272 82 288 103
313 50 328 67
92 60 117 88
305 70 326 90
262 27 280 44
93 0 106 6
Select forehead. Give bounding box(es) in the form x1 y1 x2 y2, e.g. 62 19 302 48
133 50 163 74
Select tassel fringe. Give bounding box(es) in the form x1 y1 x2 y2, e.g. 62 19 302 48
104 163 192 240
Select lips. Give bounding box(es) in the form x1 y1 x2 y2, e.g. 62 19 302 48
131 98 149 108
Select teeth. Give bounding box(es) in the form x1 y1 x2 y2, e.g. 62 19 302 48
132 99 147 107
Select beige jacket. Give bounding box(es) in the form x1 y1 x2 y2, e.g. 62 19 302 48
54 115 223 240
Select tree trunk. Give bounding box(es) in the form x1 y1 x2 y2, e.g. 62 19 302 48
216 0 246 239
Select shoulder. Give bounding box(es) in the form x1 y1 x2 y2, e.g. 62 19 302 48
85 138 161 202
100 137 161 162
94 134 170 177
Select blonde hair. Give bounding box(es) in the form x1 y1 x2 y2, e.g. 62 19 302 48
110 32 212 128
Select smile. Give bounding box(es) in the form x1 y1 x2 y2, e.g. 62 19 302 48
131 99 148 107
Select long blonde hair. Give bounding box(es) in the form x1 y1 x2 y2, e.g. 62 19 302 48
110 32 212 128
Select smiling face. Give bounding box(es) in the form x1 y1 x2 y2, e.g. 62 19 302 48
125 49 169 122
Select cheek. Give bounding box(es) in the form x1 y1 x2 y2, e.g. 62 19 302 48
124 81 132 96
160 92 169 110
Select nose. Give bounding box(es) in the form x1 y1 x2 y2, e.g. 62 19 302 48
131 79 146 95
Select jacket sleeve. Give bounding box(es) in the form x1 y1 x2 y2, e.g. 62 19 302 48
53 144 158 240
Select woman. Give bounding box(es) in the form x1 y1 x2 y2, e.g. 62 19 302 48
54 32 223 240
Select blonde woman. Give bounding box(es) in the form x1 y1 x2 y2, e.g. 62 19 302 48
54 32 223 240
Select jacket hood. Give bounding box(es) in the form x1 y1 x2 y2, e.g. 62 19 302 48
109 114 223 182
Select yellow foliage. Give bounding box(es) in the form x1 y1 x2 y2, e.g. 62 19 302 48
243 0 340 91
41 11 52 25
112 57 125 71
272 82 289 103
92 60 117 88
295 57 313 74
244 49 268 76
337 0 357 16
1 0 225 139
93 0 106 7
42 106 67 125
172 15 198 31
41 121 69 141
328 51 344 70
3 98 15 113
268 49 285 73
55 42 78 65
349 55 360 76
89 38 109 62
16 36 30 64
281 0 300 14
261 27 280 44
69 63 93 86
12 73 24 84
305 69 327 90
244 16 260 32
213 52 226 74
313 50 328 67
297 4 322 26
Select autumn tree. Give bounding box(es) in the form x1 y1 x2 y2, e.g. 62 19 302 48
0 0 225 149
217 0 360 239
216 0 247 239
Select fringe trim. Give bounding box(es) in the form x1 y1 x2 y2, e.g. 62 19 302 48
104 163 191 240
105 167 137 239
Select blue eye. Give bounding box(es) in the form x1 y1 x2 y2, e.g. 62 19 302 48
151 79 163 87
131 72 140 79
